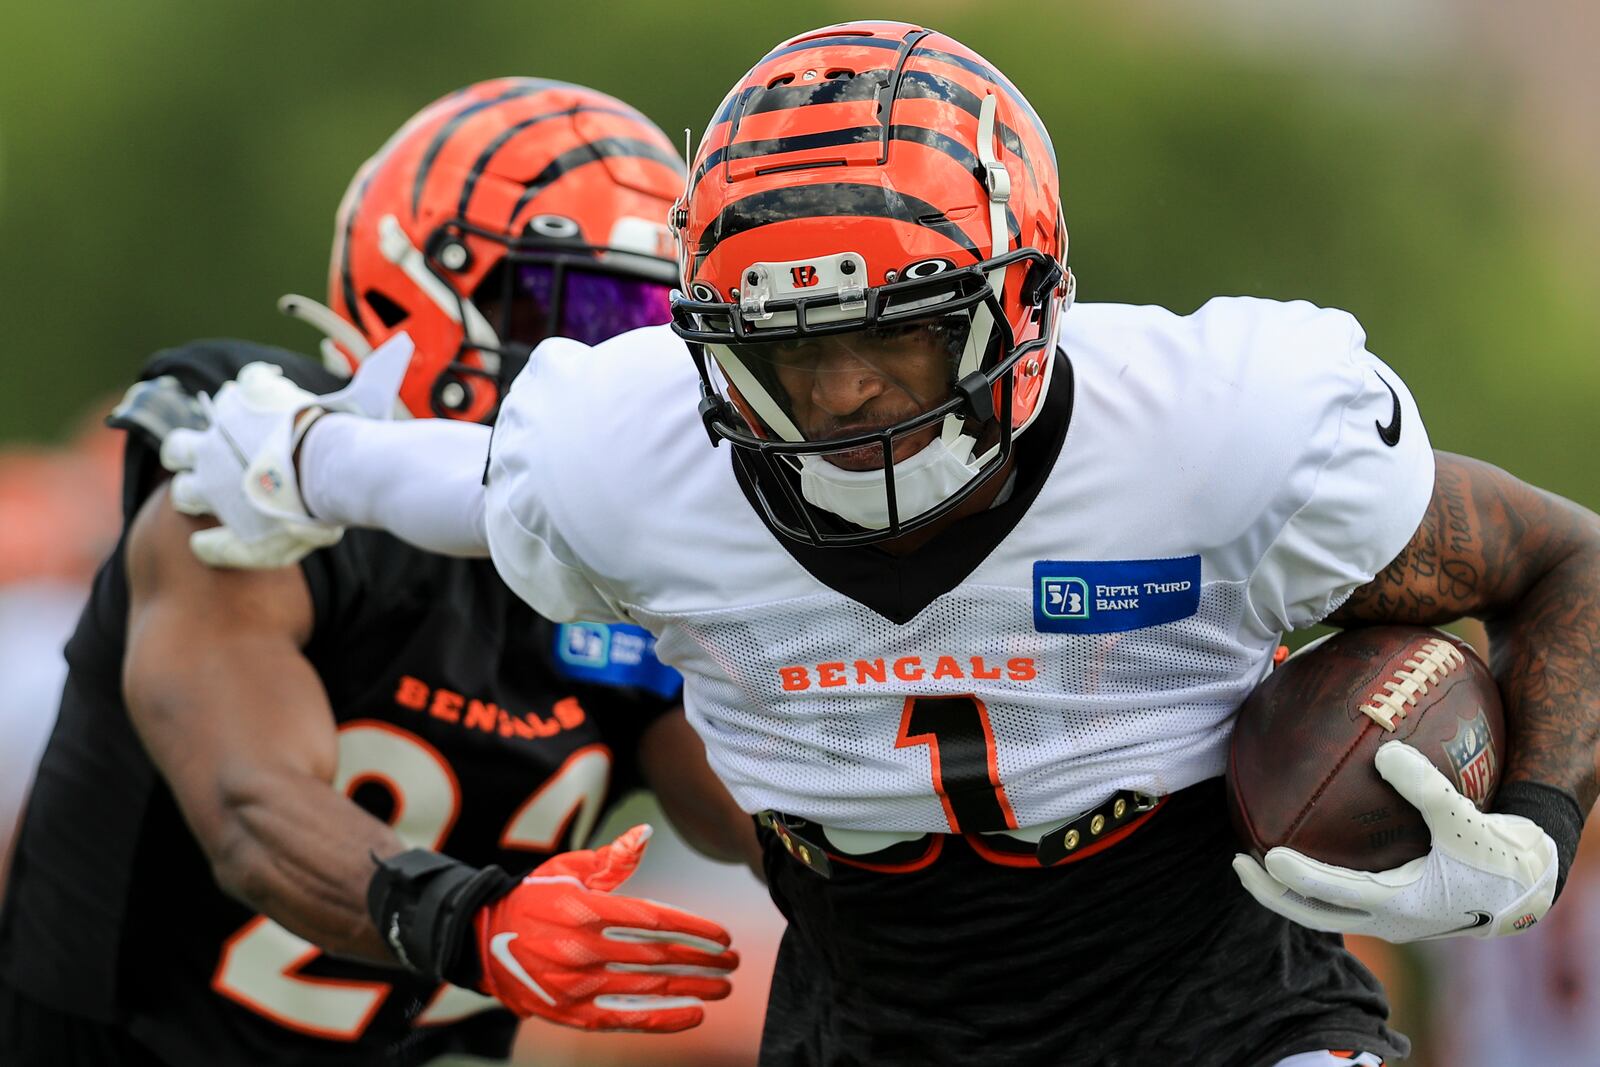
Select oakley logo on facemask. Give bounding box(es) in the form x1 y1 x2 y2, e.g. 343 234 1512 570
790 265 819 287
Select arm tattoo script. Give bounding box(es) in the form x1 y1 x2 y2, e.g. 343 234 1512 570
1328 451 1600 810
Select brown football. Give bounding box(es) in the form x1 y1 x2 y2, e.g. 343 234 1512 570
1226 626 1505 871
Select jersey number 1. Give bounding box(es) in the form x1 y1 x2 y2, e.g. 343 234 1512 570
211 720 611 1040
895 695 1017 833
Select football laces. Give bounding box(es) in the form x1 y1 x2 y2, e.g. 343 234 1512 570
1358 637 1466 731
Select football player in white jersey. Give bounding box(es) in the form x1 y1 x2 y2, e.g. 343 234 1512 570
160 21 1598 1067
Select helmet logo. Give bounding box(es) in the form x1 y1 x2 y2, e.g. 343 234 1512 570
902 258 952 280
738 252 867 322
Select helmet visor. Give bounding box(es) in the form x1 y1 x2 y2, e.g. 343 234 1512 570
504 263 672 347
706 312 974 461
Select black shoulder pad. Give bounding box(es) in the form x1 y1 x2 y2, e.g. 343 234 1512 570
106 375 205 448
136 337 342 397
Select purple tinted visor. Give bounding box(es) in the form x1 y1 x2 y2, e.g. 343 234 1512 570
512 263 672 346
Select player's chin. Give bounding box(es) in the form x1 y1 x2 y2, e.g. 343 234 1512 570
817 425 940 471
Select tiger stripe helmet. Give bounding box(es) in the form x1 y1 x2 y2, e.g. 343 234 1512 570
309 78 684 421
671 22 1072 545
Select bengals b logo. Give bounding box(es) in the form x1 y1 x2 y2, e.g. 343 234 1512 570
790 265 819 287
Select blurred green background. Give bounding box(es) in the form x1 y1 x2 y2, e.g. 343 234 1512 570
2 2 1596 1065
3 1 1597 501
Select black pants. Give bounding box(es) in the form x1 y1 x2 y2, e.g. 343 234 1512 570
0 981 168 1067
756 778 1409 1067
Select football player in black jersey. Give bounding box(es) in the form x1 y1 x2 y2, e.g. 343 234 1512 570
0 79 753 1067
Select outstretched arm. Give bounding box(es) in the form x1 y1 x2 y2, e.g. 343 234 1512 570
1327 450 1600 816
297 411 492 558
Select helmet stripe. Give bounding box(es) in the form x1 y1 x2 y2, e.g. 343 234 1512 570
755 33 903 68
711 35 1053 171
691 125 878 191
909 44 1055 168
714 68 890 125
454 105 643 218
700 69 1035 190
693 181 984 275
409 80 555 217
505 137 684 230
692 117 1032 198
335 169 377 330
899 72 1037 184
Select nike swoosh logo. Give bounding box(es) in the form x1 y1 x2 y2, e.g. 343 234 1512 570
1447 911 1494 935
489 932 556 1007
1374 375 1402 447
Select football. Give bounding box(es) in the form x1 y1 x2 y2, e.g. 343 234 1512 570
1226 626 1505 871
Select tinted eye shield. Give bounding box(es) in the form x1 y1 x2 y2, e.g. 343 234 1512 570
416 217 676 419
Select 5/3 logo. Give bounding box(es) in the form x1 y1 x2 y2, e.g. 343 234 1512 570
1040 577 1088 619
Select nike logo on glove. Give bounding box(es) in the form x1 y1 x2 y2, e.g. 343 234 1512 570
489 932 556 1007
1434 911 1495 936
1375 375 1402 447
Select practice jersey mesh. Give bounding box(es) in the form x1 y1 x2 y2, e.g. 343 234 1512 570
487 299 1435 832
632 578 1267 831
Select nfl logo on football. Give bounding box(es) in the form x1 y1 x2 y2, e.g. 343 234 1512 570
1442 709 1498 805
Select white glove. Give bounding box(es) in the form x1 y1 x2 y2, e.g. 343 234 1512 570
160 334 413 568
1232 740 1558 942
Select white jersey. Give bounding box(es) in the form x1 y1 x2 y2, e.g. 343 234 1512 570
485 298 1434 831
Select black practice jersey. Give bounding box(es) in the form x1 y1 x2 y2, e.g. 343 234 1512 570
0 340 679 1067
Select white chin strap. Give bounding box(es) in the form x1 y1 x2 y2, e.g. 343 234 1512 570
276 293 372 377
799 433 984 531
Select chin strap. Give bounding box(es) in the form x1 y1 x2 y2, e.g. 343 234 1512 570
976 92 1011 266
276 293 371 377
944 91 1013 459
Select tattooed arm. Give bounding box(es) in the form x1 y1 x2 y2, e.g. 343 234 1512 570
1234 449 1595 935
1328 450 1600 809
1325 450 1600 895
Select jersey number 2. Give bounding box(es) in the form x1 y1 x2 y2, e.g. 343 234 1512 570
895 695 1017 833
212 720 611 1040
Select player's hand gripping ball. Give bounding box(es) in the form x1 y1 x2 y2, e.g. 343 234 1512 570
1227 626 1557 941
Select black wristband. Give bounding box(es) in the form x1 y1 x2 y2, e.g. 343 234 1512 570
1493 781 1586 901
366 850 515 988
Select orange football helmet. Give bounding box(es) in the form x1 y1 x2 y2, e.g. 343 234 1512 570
671 22 1073 545
284 78 684 421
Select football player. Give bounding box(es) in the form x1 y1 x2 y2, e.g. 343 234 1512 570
0 79 749 1067
160 24 1599 1067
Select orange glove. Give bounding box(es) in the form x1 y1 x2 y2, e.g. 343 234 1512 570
475 825 739 1031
